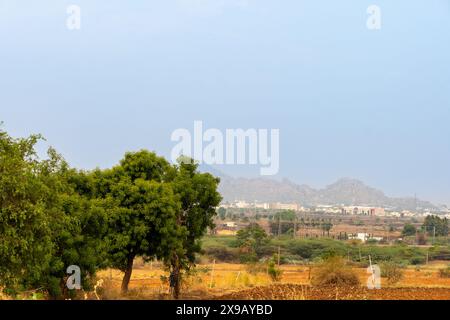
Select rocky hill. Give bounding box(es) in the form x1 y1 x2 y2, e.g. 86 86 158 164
215 175 436 210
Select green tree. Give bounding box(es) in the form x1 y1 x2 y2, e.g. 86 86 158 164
218 207 226 220
267 255 283 282
402 223 417 237
167 158 222 299
273 210 296 221
236 223 269 261
422 215 449 237
270 210 297 236
89 151 182 294
0 129 108 298
0 131 54 294
321 221 333 237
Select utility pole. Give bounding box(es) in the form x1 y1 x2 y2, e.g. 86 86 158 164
433 226 436 245
293 217 297 239
278 215 281 237
209 259 216 288
277 246 281 266
369 255 375 281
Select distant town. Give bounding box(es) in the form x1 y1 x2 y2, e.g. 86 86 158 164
214 200 450 245
220 200 450 218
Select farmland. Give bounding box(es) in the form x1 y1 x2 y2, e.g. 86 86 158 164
88 234 450 300
94 260 450 300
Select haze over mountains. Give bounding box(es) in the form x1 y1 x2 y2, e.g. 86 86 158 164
199 166 437 210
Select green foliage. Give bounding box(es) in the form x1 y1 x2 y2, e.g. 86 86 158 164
79 151 185 293
267 255 283 282
171 159 222 266
218 207 226 220
402 223 417 237
236 223 270 261
204 247 239 263
0 128 221 299
202 236 440 266
0 131 54 293
273 210 296 221
0 129 108 298
286 239 347 260
422 215 449 237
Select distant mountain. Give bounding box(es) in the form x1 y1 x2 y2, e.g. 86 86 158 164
206 172 436 210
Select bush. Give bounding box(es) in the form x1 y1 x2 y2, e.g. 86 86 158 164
204 247 239 263
439 267 450 278
239 252 259 264
410 256 425 265
311 256 360 287
380 261 404 284
267 256 283 282
245 262 266 275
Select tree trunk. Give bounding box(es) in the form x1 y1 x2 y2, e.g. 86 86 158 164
173 267 181 300
171 256 181 300
121 254 135 294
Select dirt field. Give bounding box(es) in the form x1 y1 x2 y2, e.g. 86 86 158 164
96 261 450 300
217 284 450 300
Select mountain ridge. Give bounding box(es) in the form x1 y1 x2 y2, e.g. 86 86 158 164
198 166 437 210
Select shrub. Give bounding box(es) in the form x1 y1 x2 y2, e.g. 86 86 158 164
239 252 259 264
245 262 266 275
267 256 283 282
410 256 425 265
439 267 450 278
311 256 360 287
204 247 239 263
380 261 404 284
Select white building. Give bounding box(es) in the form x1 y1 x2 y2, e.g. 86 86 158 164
224 221 237 228
254 202 270 209
341 206 385 216
269 202 300 211
349 233 370 243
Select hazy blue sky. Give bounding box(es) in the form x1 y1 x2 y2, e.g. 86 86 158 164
1 1 449 205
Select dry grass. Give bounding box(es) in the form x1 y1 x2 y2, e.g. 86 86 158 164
93 261 450 299
4 261 450 300
311 257 360 287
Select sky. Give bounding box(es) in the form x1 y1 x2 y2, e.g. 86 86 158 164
0 1 449 205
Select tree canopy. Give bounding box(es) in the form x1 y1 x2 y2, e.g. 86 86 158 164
0 129 108 298
422 215 449 237
402 223 417 237
0 128 221 299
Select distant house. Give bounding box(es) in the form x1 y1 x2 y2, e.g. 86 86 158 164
341 206 385 216
349 233 370 243
223 221 237 228
269 202 300 211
